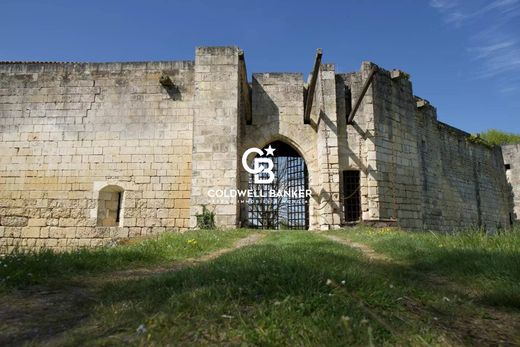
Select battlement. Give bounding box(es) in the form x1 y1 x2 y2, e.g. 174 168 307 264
0 60 195 74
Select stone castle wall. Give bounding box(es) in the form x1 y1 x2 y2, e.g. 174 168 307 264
369 66 511 231
502 144 520 223
0 46 516 252
371 67 423 229
189 47 241 228
336 64 380 223
416 115 511 231
0 60 194 252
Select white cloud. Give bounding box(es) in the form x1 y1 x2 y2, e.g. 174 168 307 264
429 0 458 10
430 0 520 92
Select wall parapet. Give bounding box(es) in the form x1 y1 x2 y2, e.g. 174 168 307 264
0 60 194 74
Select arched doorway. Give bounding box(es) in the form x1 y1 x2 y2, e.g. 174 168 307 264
247 140 309 230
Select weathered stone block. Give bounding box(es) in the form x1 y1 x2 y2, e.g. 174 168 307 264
2 216 28 227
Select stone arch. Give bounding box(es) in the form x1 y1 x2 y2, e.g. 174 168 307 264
240 133 320 229
256 135 310 168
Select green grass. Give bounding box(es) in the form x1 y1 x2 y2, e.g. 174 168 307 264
330 226 520 308
0 229 250 289
2 228 520 346
48 232 450 346
480 129 520 146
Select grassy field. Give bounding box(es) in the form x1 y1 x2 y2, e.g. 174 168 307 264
1 228 520 346
0 229 251 289
330 226 520 309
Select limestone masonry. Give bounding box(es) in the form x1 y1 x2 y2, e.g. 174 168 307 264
0 46 518 252
503 144 520 223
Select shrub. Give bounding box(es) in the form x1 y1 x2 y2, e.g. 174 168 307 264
196 205 216 229
480 129 520 146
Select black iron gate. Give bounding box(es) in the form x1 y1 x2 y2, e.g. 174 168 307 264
343 170 361 223
247 141 309 230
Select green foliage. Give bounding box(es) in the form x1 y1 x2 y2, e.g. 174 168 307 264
466 134 495 148
480 129 520 146
196 205 216 229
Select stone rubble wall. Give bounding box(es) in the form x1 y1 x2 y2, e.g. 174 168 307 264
0 60 194 252
502 144 520 223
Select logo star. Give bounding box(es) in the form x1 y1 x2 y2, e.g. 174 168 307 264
265 145 276 156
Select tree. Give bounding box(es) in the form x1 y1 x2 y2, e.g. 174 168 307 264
480 129 520 146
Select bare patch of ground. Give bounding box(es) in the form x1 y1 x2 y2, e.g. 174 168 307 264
320 233 394 262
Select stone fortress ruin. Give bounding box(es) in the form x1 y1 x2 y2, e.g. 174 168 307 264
0 46 518 252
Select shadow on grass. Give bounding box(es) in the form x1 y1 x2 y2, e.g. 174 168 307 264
424 251 520 310
4 233 520 346
0 230 251 288
0 248 160 287
52 236 520 346
340 230 520 309
71 244 401 345
379 247 520 308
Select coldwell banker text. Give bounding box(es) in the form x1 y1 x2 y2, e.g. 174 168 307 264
208 188 311 199
206 146 312 203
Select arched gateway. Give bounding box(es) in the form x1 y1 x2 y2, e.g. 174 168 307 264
246 141 309 230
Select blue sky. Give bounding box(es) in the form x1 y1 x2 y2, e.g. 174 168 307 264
1 0 519 133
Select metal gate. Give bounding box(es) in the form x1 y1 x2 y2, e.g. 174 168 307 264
343 170 361 223
247 141 309 230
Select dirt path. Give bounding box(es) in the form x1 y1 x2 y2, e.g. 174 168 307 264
85 233 264 284
320 232 520 346
0 233 265 346
320 233 393 262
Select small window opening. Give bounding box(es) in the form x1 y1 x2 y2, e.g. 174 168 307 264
97 186 124 226
505 164 511 171
343 170 361 223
